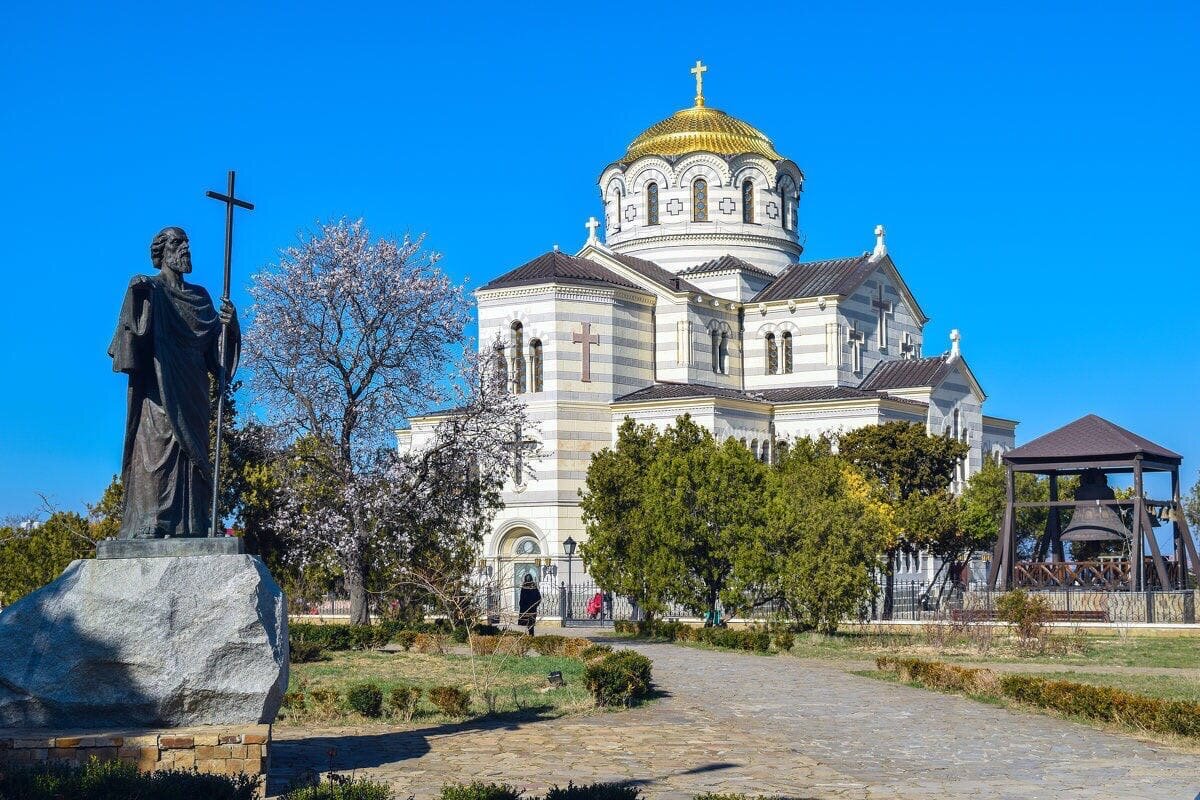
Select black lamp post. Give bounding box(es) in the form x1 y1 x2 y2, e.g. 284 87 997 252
563 536 577 620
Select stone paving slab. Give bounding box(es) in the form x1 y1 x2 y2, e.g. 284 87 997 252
270 643 1200 799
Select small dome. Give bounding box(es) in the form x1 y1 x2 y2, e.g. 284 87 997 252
622 104 782 162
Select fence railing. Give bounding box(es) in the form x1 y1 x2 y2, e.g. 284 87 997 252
288 580 1198 626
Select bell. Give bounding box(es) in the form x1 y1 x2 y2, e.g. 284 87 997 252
1060 468 1130 543
1060 501 1130 542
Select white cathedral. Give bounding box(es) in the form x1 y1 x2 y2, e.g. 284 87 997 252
401 64 1017 598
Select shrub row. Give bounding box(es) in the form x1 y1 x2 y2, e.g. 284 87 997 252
283 682 465 720
289 622 502 657
0 757 259 800
614 620 782 653
470 634 593 658
583 650 654 707
289 779 761 800
998 674 1200 737
876 657 1200 738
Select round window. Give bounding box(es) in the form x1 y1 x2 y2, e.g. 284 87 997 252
516 538 540 556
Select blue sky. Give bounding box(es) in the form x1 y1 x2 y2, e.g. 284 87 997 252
1 2 1197 517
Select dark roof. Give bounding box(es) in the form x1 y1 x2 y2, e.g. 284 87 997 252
859 356 953 391
613 382 761 404
612 382 926 409
605 251 700 294
1004 414 1182 465
756 386 925 407
752 254 884 302
479 251 643 292
680 254 776 280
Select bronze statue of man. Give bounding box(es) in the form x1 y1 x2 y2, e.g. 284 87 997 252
109 227 239 538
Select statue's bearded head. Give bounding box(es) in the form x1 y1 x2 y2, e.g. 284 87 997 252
150 227 192 275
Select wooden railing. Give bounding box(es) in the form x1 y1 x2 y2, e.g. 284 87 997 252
1014 560 1185 590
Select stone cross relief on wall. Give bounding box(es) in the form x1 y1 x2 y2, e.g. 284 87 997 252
572 321 600 382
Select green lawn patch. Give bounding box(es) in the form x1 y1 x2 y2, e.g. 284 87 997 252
281 650 590 725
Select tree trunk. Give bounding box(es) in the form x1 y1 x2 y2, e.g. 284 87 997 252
346 555 370 626
882 550 895 621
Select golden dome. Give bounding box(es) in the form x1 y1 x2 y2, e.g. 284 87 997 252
622 103 783 162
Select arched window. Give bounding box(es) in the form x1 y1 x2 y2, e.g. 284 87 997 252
692 178 708 222
750 439 758 457
718 331 729 374
781 331 793 373
646 182 659 225
711 329 720 373
777 440 789 463
765 333 778 374
760 440 770 463
614 188 622 231
511 322 526 394
742 179 754 223
529 339 543 392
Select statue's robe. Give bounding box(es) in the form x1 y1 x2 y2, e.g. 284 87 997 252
108 274 239 538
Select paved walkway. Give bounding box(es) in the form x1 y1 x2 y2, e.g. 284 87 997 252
270 643 1200 799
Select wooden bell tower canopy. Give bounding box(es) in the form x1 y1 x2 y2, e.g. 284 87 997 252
987 414 1199 591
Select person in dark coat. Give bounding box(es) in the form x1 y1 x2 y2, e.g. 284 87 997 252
518 575 541 636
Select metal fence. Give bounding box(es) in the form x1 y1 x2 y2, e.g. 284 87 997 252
289 580 1198 626
860 581 1199 625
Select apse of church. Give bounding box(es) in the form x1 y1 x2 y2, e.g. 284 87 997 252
399 63 1016 586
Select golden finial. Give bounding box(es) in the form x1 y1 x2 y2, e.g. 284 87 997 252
691 59 708 107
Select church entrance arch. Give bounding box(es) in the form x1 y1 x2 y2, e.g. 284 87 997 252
497 526 543 613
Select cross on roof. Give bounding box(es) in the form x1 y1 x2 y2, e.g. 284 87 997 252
585 216 600 243
900 332 916 359
691 60 707 107
872 284 893 349
572 321 600 382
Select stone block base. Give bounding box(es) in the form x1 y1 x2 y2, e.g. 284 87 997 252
0 724 271 797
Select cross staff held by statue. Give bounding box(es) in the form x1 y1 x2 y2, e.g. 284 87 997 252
205 171 254 537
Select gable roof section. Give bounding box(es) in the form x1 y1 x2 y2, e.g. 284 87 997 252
593 249 701 294
752 255 876 302
479 250 643 292
1005 414 1181 465
860 353 986 401
680 254 776 280
859 356 953 391
612 382 927 409
751 253 928 323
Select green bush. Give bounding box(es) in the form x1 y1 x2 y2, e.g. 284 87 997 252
283 776 394 799
391 630 419 650
530 634 566 655
613 620 638 635
544 783 642 800
876 657 994 694
290 639 326 663
439 781 523 800
995 589 1053 641
388 684 421 721
0 757 259 799
691 627 770 653
584 650 653 707
579 643 613 662
289 624 391 652
346 682 384 718
770 630 795 652
429 685 472 717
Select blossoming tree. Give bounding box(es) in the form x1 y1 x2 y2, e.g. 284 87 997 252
246 219 530 624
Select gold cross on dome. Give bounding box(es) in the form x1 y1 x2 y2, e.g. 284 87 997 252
691 60 707 107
